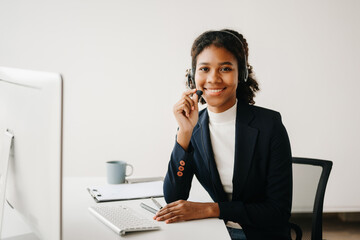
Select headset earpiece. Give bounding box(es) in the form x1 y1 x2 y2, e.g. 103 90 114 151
244 64 249 83
185 69 195 89
243 65 249 83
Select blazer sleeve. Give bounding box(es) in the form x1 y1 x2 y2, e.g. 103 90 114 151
163 140 195 203
218 113 292 228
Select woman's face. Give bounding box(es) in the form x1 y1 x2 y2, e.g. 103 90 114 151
195 45 238 113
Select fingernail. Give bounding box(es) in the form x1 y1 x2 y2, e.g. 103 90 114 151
192 106 194 110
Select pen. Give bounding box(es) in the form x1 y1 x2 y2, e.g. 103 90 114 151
140 202 158 214
151 197 163 210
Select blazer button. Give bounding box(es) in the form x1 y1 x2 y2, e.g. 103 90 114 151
178 166 184 171
179 160 185 166
177 171 183 177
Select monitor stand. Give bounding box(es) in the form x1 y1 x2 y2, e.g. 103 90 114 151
0 130 14 236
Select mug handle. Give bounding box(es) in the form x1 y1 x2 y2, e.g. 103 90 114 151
126 164 134 177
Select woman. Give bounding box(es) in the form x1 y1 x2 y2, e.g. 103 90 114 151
155 29 292 240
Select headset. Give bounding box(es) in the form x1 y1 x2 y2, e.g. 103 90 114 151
186 30 249 91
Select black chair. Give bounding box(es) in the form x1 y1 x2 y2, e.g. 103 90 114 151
290 157 333 240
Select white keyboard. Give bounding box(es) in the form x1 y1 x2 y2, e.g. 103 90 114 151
89 205 160 236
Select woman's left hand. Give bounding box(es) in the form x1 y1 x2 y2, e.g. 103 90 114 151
153 200 219 223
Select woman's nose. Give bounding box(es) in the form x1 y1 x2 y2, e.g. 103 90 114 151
206 70 221 83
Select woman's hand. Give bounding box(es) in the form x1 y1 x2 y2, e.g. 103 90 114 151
153 200 219 224
173 89 200 150
173 89 199 132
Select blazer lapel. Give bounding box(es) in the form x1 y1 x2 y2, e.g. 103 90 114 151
232 102 258 200
192 110 228 202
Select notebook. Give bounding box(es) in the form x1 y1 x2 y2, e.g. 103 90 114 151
87 181 164 202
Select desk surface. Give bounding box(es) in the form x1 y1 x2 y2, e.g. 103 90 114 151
3 177 230 240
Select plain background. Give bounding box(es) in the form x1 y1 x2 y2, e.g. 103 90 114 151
0 0 359 212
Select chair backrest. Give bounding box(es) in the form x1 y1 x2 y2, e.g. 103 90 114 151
291 157 333 240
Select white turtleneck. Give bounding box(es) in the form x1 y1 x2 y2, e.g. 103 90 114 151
208 100 241 229
208 100 237 201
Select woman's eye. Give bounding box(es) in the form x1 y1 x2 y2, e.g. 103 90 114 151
220 67 232 72
199 67 209 72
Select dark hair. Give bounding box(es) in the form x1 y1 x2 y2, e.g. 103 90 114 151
191 29 259 105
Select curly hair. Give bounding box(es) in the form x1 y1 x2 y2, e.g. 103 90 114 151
190 29 259 105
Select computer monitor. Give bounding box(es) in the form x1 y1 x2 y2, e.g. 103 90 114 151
0 66 63 240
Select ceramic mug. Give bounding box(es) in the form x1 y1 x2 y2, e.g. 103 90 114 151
106 160 133 184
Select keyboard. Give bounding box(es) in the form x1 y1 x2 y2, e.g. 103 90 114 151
89 205 161 236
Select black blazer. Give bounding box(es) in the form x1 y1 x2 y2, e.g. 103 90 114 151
164 101 292 240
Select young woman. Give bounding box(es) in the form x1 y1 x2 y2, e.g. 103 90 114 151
155 29 292 240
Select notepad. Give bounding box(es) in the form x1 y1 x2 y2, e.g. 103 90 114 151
87 181 164 202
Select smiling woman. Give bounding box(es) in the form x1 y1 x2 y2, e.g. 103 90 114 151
191 30 259 106
158 30 293 240
195 45 239 113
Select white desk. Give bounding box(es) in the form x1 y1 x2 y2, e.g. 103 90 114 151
2 177 230 240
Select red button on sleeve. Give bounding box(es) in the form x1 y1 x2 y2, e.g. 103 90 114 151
177 171 183 177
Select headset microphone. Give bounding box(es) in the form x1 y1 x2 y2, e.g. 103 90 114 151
196 90 203 97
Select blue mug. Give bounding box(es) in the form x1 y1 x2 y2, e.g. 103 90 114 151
106 161 134 184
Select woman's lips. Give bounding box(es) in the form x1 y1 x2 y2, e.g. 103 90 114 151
204 88 226 96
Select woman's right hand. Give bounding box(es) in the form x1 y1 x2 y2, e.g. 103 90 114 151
173 89 200 150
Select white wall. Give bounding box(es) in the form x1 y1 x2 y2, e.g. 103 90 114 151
1 0 359 212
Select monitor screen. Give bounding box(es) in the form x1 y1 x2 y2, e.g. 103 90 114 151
0 66 63 240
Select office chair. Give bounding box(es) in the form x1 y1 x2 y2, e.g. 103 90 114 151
290 157 333 240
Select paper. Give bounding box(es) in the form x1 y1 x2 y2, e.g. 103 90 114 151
87 181 164 202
